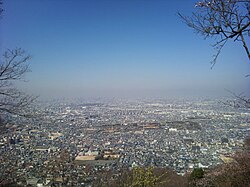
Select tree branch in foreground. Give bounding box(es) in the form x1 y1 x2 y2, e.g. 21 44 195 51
0 48 38 121
179 0 250 67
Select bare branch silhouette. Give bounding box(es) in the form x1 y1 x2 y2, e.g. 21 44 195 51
0 48 37 121
179 0 250 67
220 89 250 108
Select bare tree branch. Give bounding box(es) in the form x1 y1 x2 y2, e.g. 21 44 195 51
180 1 250 109
221 89 250 108
179 0 250 67
0 48 37 121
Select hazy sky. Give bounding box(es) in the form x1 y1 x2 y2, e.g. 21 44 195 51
1 0 249 99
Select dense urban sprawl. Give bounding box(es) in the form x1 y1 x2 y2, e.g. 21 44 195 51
0 98 249 186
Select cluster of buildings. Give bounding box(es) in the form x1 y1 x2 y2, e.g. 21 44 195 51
0 98 249 186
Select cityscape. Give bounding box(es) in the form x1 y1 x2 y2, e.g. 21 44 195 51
0 0 249 186
0 98 249 186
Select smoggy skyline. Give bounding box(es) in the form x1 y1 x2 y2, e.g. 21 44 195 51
1 0 249 99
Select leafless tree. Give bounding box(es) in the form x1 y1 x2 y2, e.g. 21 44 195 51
179 0 250 109
0 2 39 128
179 0 250 68
0 48 37 121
